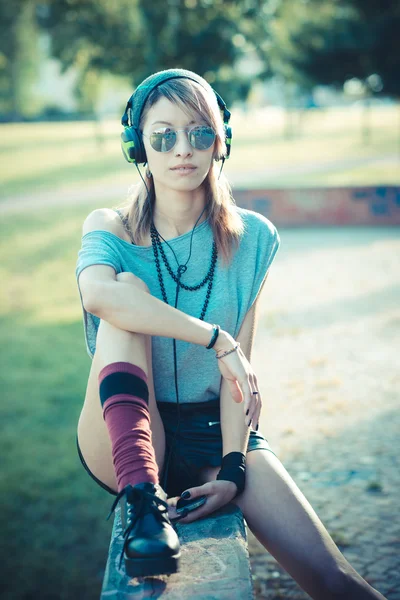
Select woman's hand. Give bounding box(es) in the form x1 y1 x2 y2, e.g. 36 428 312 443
213 330 261 429
167 480 237 525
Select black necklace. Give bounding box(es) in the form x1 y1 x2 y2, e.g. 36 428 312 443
150 222 217 321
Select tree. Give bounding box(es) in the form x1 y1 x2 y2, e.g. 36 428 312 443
0 0 40 119
38 0 262 109
257 0 400 100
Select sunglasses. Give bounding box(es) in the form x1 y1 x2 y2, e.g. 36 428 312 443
143 125 216 153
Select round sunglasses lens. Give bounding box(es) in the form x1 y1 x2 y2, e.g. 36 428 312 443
150 129 176 152
189 126 216 150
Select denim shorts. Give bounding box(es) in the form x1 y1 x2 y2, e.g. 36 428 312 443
76 398 276 498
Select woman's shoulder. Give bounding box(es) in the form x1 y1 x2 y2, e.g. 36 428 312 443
235 206 279 242
82 208 131 243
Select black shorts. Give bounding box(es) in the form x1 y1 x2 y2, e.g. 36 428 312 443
76 398 276 498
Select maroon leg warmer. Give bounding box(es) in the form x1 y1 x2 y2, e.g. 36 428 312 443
98 361 158 491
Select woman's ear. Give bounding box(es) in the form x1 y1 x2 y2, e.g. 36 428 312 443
213 148 220 162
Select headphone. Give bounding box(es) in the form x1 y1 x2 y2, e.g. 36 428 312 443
120 68 232 165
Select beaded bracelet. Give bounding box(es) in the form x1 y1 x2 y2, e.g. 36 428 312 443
206 324 220 349
215 342 240 360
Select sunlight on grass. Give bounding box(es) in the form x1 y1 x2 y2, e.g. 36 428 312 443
0 118 118 145
1 216 82 262
0 206 89 322
1 105 399 198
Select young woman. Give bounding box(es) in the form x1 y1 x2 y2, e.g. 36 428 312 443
75 69 386 599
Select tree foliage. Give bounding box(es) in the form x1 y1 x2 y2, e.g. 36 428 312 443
3 0 399 119
38 0 262 106
259 0 400 98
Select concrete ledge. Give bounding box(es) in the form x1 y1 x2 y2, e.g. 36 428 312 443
101 503 254 599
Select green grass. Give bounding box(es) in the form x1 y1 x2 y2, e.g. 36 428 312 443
1 105 399 199
0 203 113 600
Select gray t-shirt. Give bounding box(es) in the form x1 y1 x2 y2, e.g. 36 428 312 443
75 206 280 404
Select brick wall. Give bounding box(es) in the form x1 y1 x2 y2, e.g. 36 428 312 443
233 186 400 226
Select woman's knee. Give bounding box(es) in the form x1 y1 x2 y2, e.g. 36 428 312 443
98 273 149 339
116 271 149 292
95 273 152 371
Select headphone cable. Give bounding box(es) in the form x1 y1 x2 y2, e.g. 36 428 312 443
135 165 207 492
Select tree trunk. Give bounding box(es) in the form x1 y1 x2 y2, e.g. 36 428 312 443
361 97 371 146
9 0 39 120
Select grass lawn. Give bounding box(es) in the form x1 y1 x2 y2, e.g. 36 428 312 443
1 105 399 200
0 203 114 600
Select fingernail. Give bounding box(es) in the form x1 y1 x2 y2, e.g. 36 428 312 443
256 423 259 431
181 491 191 499
246 409 249 416
248 420 251 427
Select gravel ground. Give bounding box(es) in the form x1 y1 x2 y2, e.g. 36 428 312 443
248 226 400 599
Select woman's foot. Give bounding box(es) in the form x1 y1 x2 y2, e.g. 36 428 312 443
107 482 181 577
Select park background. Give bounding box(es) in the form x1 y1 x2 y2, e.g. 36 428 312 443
0 1 399 599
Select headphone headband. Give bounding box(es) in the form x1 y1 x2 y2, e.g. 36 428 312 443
121 69 231 129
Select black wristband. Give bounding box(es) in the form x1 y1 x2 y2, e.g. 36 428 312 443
216 451 246 496
206 324 220 349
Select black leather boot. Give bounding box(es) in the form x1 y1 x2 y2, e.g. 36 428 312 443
107 481 180 577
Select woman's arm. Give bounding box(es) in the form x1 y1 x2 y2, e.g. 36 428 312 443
78 209 235 351
220 272 269 454
84 272 221 348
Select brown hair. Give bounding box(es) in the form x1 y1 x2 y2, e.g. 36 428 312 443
114 77 244 265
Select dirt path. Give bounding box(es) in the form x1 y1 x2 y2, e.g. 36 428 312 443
249 227 400 599
0 153 397 215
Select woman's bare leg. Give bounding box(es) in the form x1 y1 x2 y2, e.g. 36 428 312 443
201 451 386 600
77 272 166 491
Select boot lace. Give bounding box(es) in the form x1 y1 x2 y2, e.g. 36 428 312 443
106 485 169 570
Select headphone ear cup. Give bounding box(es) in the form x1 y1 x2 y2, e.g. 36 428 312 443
121 127 147 164
224 125 232 158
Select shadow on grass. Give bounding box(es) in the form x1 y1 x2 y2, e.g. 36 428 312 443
0 316 113 600
0 154 131 200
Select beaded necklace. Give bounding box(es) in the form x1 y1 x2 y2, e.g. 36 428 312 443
150 222 217 320
114 208 217 318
